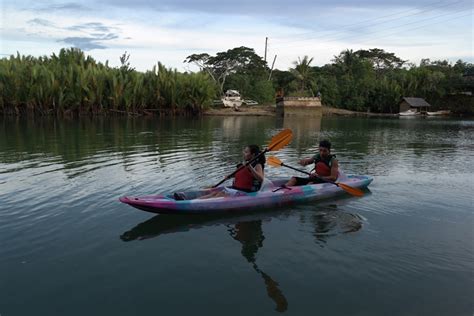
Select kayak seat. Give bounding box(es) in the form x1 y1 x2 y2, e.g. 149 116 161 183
173 192 187 200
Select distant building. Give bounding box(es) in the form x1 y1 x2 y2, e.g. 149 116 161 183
399 97 432 113
276 96 322 116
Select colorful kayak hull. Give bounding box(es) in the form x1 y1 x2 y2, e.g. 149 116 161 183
119 175 373 214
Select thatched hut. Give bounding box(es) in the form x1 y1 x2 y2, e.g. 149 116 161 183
399 97 432 113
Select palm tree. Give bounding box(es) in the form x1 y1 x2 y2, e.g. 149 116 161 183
333 49 358 75
291 56 315 95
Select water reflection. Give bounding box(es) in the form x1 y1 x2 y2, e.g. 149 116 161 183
302 204 364 246
228 220 288 312
120 206 363 312
280 115 322 150
120 213 288 312
2 116 470 185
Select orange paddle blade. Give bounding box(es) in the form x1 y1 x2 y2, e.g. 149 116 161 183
337 183 365 197
267 156 283 167
267 129 292 152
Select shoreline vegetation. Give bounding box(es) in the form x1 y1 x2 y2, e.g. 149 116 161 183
1 47 473 117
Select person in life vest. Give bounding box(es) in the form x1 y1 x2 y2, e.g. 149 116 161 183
285 140 339 186
195 144 265 199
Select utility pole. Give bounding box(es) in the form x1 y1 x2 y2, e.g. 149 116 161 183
264 37 268 63
268 55 277 81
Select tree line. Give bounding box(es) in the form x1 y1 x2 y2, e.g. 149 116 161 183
272 49 473 114
0 48 216 116
0 47 472 116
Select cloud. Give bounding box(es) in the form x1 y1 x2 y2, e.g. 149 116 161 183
28 18 56 28
97 0 471 15
2 0 471 71
60 37 107 50
59 33 119 50
18 15 124 51
66 22 116 33
34 3 90 12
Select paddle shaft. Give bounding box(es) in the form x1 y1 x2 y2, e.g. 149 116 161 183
280 162 311 175
280 162 341 186
252 262 288 312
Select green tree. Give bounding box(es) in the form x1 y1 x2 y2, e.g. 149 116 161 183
291 56 315 95
184 46 267 96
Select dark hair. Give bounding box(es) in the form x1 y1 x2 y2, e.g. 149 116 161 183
247 144 266 167
319 140 331 150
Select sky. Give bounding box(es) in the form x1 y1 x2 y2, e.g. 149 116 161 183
1 0 472 72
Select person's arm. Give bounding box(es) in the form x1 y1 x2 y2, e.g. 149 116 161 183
299 157 314 166
324 159 339 181
248 163 264 182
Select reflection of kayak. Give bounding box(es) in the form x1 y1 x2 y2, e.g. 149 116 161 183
119 175 373 214
120 212 280 241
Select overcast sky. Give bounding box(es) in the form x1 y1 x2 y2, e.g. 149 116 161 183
1 0 472 71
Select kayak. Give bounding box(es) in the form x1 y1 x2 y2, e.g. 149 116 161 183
119 175 373 214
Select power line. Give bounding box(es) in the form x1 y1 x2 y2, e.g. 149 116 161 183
271 0 468 49
274 8 468 51
354 12 472 45
273 0 460 41
272 11 471 69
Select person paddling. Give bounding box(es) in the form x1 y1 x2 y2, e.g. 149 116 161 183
285 140 339 186
174 144 266 200
198 144 265 199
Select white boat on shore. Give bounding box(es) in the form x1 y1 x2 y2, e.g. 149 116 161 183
426 110 451 116
222 90 243 109
215 90 258 110
399 109 420 116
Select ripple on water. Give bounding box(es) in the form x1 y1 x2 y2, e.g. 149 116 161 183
1 116 473 316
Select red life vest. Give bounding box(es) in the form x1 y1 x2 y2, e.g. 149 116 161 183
233 162 262 192
313 154 335 177
316 161 331 176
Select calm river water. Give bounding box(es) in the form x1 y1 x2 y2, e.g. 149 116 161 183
0 115 473 316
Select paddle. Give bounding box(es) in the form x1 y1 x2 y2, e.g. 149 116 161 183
212 129 293 188
228 221 288 312
267 156 364 197
252 263 288 312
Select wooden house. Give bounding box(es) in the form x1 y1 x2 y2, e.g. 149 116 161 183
399 97 432 114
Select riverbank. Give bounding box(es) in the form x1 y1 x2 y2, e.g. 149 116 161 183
322 107 398 117
203 105 398 117
203 106 276 116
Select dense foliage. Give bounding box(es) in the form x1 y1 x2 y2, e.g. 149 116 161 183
273 49 473 114
0 48 216 116
1 47 472 116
